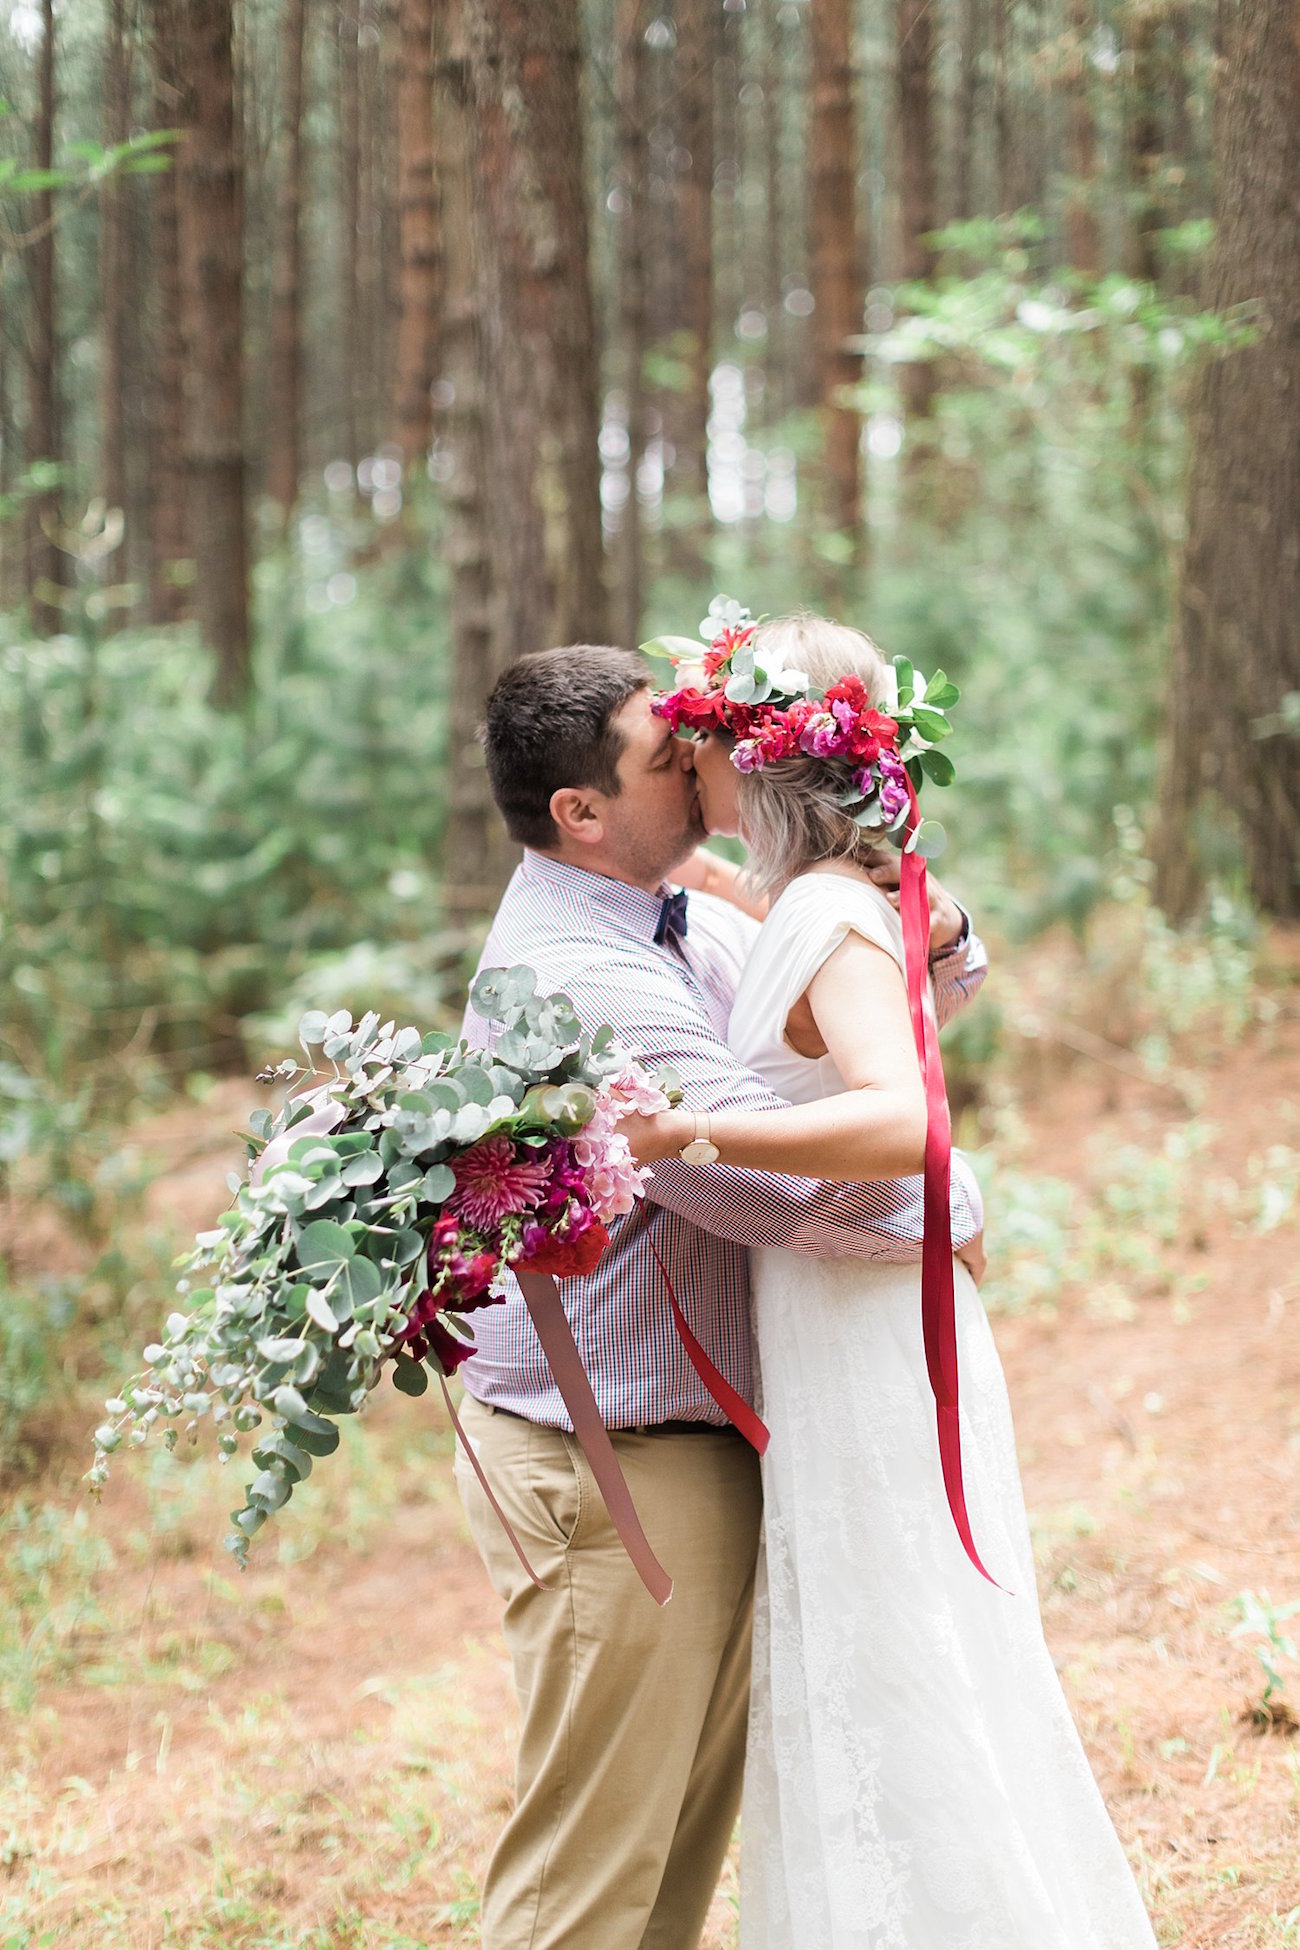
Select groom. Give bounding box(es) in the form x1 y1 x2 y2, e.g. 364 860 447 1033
453 644 988 1950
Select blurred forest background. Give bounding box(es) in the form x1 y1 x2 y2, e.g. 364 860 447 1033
1 0 1300 1944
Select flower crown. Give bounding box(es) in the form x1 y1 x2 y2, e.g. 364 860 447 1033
646 595 960 858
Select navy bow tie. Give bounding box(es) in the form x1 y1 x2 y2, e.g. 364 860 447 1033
654 887 689 945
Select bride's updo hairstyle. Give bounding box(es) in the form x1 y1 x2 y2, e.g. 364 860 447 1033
735 613 892 897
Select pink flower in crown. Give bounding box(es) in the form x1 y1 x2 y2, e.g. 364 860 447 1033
876 757 911 821
799 710 851 760
449 1135 553 1230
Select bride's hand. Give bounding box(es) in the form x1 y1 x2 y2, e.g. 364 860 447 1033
618 1107 692 1165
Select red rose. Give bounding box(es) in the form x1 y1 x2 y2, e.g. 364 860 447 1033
514 1220 612 1277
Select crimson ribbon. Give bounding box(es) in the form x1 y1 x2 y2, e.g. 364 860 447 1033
640 1218 771 1455
899 778 1002 1589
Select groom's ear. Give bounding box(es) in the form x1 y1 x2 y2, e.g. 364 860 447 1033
549 786 606 848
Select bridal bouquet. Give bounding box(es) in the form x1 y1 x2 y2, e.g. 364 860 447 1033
88 967 674 1565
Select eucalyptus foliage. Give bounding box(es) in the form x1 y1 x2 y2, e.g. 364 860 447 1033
88 968 654 1565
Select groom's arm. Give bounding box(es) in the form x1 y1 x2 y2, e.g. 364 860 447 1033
931 921 988 1029
861 855 989 1031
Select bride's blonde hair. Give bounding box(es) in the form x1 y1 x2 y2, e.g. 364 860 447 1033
737 613 894 897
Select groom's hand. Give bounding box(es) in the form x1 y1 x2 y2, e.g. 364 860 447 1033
862 854 967 953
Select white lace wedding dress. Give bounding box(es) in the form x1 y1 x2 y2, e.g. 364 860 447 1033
728 873 1157 1950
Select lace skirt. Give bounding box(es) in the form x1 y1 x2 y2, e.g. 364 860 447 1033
740 1252 1157 1950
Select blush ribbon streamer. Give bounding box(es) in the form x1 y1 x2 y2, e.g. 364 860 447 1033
514 1269 675 1605
899 778 1002 1588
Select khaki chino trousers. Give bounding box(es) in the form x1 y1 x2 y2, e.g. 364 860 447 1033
454 1393 763 1950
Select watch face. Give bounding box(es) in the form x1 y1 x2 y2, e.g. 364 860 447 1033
680 1138 720 1166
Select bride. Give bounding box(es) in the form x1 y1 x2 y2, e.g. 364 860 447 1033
623 613 1157 1949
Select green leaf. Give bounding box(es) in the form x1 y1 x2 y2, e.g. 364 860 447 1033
339 1253 383 1310
470 965 537 1020
925 679 960 708
422 1163 456 1202
296 1220 355 1276
342 1150 383 1186
458 1065 496 1106
919 748 956 786
391 1358 430 1397
893 656 915 707
298 1010 329 1046
906 819 947 860
252 1435 313 1482
639 633 705 664
910 707 952 742
289 1421 341 1456
273 1385 336 1437
256 1335 307 1365
304 1288 339 1333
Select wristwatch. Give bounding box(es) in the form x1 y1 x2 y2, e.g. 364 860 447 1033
679 1111 720 1166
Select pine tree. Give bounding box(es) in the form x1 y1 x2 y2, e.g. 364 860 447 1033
1155 0 1300 915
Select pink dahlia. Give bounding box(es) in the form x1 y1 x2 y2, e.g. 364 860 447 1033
449 1136 552 1230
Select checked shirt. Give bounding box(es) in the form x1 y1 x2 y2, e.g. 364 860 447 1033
459 849 987 1430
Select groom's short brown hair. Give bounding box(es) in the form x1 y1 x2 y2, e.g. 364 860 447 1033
482 646 650 849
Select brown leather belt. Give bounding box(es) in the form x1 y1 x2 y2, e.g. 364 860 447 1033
480 1402 734 1438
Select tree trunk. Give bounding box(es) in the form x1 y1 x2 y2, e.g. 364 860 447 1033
810 0 862 540
990 0 1013 212
676 0 715 526
434 0 514 915
145 1 189 623
26 0 61 632
762 0 787 419
953 0 982 222
1123 0 1163 283
99 0 131 527
391 0 439 469
615 0 650 651
465 0 608 656
1063 0 1102 272
175 0 251 706
897 0 937 437
267 0 308 515
1154 0 1300 917
340 0 363 467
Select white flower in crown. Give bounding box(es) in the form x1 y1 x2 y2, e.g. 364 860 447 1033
698 594 752 642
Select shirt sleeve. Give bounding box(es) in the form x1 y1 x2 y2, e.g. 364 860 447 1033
931 914 988 1030
495 941 982 1260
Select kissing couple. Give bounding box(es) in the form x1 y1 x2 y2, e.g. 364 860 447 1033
452 606 1158 1950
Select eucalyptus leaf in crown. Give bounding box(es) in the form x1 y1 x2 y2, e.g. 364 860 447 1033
647 596 960 860
88 972 676 1564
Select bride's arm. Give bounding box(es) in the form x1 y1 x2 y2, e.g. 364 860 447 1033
623 931 928 1181
672 846 769 922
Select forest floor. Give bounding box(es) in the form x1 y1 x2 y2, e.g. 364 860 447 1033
2 929 1300 1948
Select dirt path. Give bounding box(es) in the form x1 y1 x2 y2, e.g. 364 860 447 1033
3 1005 1299 1947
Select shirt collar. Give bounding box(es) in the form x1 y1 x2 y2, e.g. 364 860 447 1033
520 849 674 943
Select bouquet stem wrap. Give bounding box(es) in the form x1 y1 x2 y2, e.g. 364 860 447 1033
900 779 1001 1589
